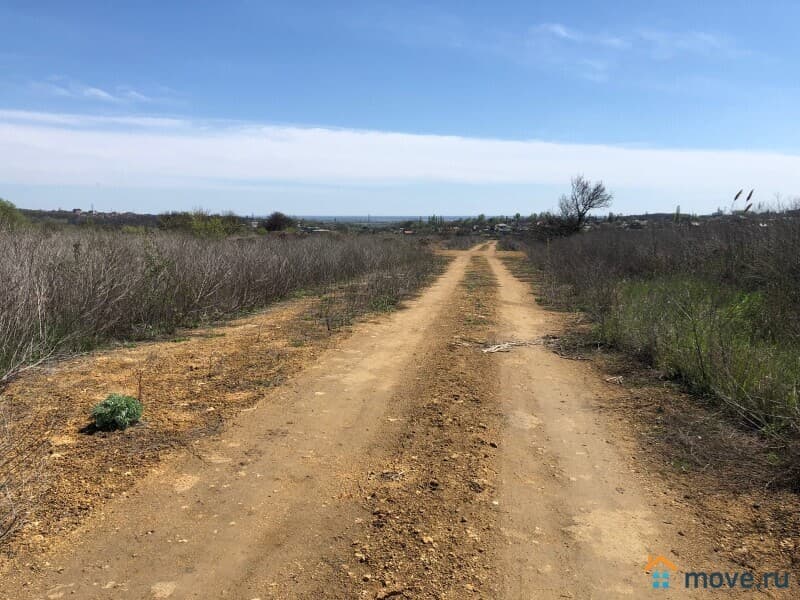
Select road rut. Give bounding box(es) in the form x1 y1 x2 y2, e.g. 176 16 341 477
486 247 719 599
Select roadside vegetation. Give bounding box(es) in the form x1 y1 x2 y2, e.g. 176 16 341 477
0 227 440 386
521 217 800 482
0 206 446 546
440 234 485 250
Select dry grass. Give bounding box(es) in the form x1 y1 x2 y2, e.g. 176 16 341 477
440 235 485 250
0 230 437 384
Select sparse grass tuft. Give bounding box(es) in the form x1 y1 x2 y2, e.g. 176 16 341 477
460 256 495 326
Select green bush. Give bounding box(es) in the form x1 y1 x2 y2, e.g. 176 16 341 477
521 219 800 439
91 394 143 430
594 276 800 434
0 198 26 229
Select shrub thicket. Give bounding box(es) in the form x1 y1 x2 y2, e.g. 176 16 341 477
0 230 439 383
523 218 800 452
441 235 484 250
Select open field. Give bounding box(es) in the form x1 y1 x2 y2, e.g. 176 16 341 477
0 241 797 598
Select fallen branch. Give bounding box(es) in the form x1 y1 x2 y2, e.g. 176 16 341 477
481 340 539 353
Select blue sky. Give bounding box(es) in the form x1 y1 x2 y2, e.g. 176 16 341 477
2 0 800 216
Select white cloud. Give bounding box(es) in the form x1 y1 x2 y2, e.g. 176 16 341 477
526 24 741 81
119 88 153 103
31 78 154 104
532 23 738 59
31 81 73 98
0 109 186 129
1 111 799 206
534 23 629 49
537 23 575 40
351 10 742 86
81 86 118 102
636 29 740 60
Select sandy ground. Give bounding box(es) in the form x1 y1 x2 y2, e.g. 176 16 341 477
1 243 796 599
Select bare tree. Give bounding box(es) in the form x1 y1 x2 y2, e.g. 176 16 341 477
559 175 613 231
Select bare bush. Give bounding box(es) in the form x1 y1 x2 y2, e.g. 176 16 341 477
0 230 438 384
521 217 800 483
441 235 484 250
496 237 524 251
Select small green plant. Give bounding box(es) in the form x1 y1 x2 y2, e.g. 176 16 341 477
369 294 399 312
91 394 143 430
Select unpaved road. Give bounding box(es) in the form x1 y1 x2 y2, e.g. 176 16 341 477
2 244 740 599
488 250 699 598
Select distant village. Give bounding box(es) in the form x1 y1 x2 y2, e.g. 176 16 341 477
17 204 799 237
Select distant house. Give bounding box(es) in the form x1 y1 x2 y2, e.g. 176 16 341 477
495 223 512 233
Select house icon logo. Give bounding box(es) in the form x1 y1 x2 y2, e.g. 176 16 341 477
645 555 679 590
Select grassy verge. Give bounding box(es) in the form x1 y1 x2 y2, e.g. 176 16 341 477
505 220 800 486
314 254 448 331
602 277 799 436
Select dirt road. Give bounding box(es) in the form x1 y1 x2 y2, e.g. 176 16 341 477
487 250 703 598
3 244 739 599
